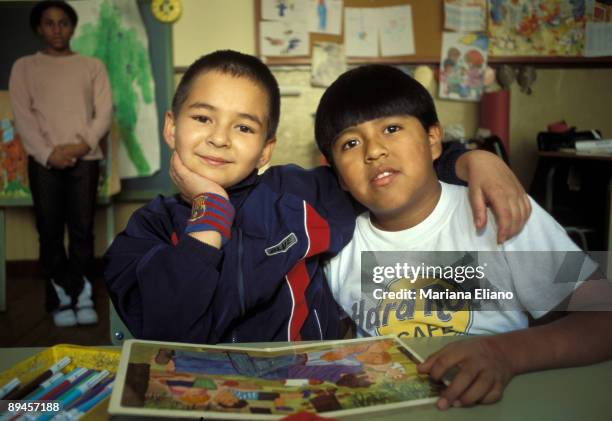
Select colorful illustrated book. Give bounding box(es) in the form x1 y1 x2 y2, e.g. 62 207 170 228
108 336 442 419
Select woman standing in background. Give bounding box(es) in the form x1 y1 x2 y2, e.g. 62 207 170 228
8 0 112 327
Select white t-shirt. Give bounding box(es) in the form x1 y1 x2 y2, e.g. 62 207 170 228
325 182 597 338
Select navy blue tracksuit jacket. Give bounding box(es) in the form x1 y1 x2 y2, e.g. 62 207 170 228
105 165 356 343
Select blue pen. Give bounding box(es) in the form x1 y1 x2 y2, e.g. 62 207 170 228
52 371 97 402
34 370 109 421
64 376 114 411
61 381 114 421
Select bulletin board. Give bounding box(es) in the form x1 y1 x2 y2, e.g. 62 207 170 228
256 0 444 65
255 0 612 66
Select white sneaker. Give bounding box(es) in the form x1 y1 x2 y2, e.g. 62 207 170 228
75 277 98 325
50 279 77 327
53 308 78 327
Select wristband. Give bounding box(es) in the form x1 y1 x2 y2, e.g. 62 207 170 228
185 192 235 243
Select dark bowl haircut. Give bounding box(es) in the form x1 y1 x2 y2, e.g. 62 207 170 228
172 50 281 141
30 0 78 32
315 64 439 164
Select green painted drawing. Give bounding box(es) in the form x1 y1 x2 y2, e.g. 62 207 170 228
70 0 160 178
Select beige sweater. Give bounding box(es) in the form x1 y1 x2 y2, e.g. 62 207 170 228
8 52 113 166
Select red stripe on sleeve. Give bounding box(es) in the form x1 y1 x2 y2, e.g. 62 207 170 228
304 203 330 258
286 260 309 341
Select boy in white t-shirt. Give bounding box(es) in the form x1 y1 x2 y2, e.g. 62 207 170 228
314 64 612 410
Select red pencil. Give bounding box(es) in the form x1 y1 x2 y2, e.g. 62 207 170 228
38 367 90 401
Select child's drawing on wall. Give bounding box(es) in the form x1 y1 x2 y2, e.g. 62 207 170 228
439 32 488 101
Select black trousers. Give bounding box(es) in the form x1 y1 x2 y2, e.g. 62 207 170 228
28 157 99 311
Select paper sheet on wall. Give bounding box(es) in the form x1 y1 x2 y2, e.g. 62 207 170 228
307 0 343 35
261 0 307 22
311 42 346 87
379 5 415 57
584 22 612 56
344 8 379 57
69 0 160 179
444 0 486 32
260 21 309 56
439 32 489 102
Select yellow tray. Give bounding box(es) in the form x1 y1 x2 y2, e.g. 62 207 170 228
0 344 120 420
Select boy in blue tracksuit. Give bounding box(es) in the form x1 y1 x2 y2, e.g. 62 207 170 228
104 50 530 344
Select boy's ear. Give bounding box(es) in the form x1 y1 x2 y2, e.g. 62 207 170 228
256 137 277 169
428 124 443 161
163 111 176 149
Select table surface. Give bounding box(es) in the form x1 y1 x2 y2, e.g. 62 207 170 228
2 337 612 421
538 150 612 162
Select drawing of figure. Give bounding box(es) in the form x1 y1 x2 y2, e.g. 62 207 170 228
441 47 461 96
277 0 288 17
283 38 301 54
464 49 485 98
489 0 506 24
317 0 327 31
153 348 304 378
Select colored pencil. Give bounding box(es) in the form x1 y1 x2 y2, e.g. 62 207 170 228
34 371 109 421
37 368 88 401
4 357 70 400
22 372 63 400
23 368 81 403
64 375 114 410
0 378 20 399
53 381 114 421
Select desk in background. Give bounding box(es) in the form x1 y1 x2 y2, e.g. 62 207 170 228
533 150 612 253
1 337 612 421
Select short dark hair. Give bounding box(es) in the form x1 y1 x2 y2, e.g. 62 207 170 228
172 50 280 141
315 65 439 165
30 1 78 33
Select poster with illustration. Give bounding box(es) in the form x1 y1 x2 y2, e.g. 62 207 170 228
488 0 586 56
439 32 489 101
0 118 29 198
307 0 343 35
260 21 309 56
69 0 160 179
262 0 308 22
109 337 441 419
344 8 379 57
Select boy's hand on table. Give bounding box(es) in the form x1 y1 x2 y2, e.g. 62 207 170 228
457 150 531 243
169 152 228 202
417 337 514 410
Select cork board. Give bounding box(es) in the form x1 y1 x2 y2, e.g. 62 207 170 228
255 0 444 65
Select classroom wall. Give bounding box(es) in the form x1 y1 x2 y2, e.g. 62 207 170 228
509 68 612 188
4 0 611 260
